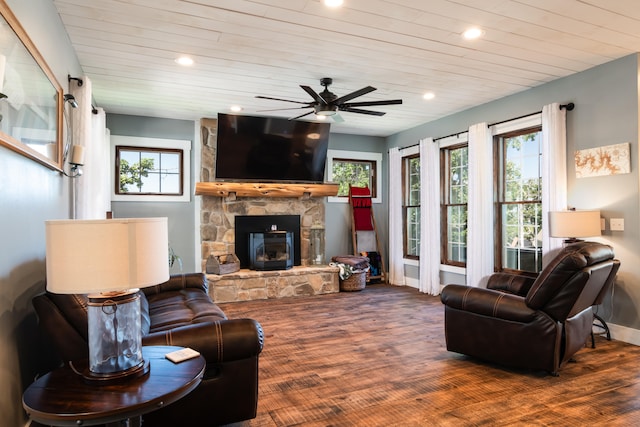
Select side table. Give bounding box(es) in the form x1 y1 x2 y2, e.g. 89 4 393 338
23 345 205 427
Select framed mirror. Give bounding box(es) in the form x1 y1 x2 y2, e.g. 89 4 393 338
0 0 63 171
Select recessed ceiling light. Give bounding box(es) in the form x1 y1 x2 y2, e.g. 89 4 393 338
175 56 194 66
423 92 435 100
230 105 243 112
462 27 484 40
323 0 344 8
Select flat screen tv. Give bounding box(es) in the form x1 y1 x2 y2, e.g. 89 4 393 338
215 113 330 183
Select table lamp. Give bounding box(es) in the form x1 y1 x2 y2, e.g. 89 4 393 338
548 210 601 244
45 217 169 383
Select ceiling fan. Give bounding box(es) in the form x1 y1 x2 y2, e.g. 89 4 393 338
256 77 403 122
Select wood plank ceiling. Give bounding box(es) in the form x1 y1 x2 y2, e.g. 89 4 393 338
52 0 640 136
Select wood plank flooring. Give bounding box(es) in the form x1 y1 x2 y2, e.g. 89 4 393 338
219 284 640 426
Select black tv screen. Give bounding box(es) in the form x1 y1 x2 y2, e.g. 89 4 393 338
215 113 330 183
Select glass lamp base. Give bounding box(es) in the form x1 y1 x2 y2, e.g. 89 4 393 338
87 290 145 382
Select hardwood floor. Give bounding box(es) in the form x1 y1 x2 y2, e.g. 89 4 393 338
219 284 640 426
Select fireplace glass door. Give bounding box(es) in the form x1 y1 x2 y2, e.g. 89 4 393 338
249 231 294 271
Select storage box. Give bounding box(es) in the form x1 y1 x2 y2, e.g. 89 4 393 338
206 253 240 275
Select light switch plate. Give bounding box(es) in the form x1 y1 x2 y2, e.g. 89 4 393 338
611 218 624 231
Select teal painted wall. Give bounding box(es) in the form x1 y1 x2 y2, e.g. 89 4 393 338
106 114 198 274
0 1 83 425
325 133 387 260
387 54 640 333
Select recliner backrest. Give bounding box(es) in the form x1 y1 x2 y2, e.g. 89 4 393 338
566 259 619 318
525 241 616 320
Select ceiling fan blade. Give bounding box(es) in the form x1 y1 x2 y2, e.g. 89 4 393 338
300 85 327 104
340 107 386 116
342 99 403 108
256 95 311 105
256 106 313 112
333 86 376 104
289 110 315 121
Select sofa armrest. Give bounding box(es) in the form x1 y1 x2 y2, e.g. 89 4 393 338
143 318 264 363
441 284 537 323
486 273 536 296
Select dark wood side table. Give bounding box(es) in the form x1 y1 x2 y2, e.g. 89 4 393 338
23 346 205 427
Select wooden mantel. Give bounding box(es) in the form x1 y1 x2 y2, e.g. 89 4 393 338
195 182 339 198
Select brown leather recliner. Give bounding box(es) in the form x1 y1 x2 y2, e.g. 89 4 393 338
440 241 620 376
32 273 264 426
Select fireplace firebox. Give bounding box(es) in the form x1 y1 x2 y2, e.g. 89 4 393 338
235 215 301 269
249 230 294 270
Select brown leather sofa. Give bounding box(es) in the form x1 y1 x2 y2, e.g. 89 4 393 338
441 241 619 376
32 273 264 426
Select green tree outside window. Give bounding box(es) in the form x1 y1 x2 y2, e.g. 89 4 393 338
332 159 375 197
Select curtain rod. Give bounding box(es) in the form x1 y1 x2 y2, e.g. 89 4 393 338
395 102 575 151
487 102 574 128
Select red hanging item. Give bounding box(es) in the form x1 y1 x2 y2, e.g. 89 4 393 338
349 186 374 231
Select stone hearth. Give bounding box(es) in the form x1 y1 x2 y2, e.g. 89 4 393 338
206 266 338 303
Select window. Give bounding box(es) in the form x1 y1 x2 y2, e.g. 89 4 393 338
495 127 543 274
116 146 183 195
331 158 376 197
327 150 382 203
403 153 420 258
110 136 191 202
441 144 468 266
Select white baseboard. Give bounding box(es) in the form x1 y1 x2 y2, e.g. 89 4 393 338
606 322 640 346
404 277 420 289
394 277 441 292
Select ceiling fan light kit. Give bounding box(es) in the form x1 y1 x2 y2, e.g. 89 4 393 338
256 77 402 121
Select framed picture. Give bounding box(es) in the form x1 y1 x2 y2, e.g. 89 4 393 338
0 0 63 171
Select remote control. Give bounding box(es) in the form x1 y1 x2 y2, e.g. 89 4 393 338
165 347 201 363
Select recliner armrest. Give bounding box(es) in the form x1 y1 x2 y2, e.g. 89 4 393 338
143 318 264 363
486 273 536 296
441 284 537 323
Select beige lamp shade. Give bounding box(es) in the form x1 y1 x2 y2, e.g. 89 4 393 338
548 210 601 239
45 217 169 294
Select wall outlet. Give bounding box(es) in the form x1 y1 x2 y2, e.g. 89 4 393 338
611 218 624 231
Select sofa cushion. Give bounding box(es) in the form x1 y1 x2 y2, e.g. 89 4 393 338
140 273 227 332
143 272 209 296
145 288 227 333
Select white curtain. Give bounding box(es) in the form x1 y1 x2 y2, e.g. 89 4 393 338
88 107 110 217
419 138 441 295
541 102 567 264
388 147 405 285
71 76 110 219
466 123 494 288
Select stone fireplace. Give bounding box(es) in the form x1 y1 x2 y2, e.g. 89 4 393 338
199 118 338 302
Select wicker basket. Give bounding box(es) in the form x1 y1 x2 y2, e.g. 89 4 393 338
340 270 367 291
